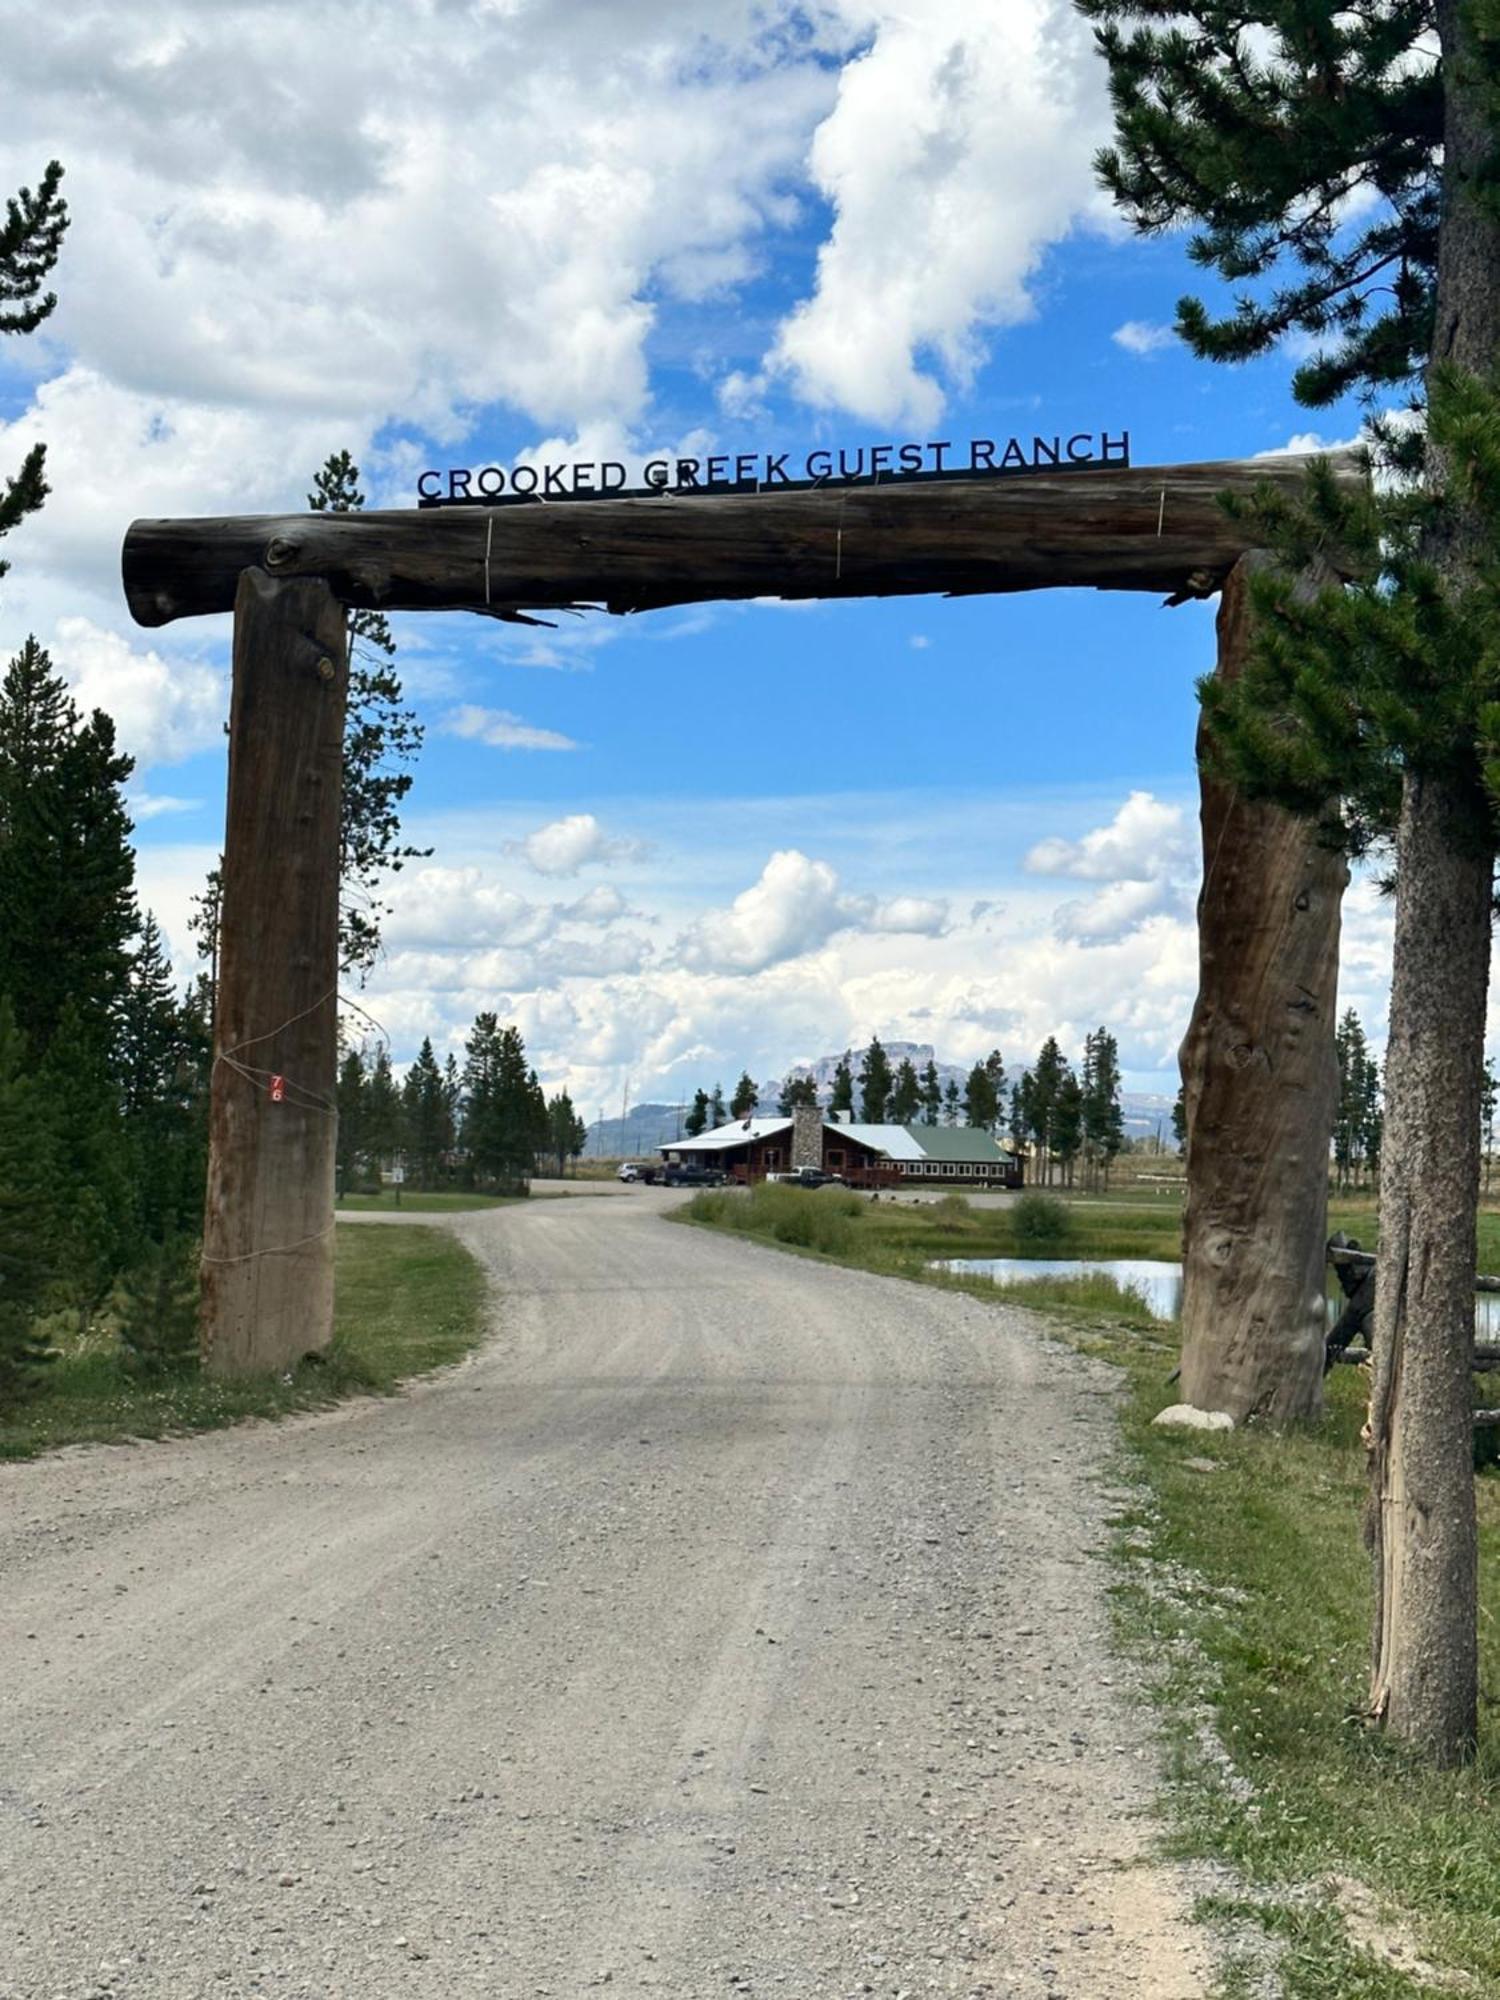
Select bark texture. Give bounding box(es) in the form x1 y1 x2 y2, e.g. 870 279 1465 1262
1367 777 1490 1756
1179 556 1348 1425
120 452 1366 629
1366 0 1500 1764
200 569 349 1377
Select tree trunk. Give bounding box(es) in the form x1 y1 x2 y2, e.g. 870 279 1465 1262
1178 555 1348 1425
200 569 349 1377
1366 774 1489 1760
1367 0 1500 1762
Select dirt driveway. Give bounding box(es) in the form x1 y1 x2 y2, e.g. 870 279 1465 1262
0 1194 1206 1998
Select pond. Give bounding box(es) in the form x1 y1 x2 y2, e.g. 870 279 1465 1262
932 1255 1500 1338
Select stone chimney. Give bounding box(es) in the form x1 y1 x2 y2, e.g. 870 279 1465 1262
791 1102 824 1171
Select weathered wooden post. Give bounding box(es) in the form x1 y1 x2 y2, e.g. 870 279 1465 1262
199 567 348 1376
1177 554 1348 1425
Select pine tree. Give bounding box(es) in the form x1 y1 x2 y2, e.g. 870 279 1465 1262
38 1002 132 1333
364 1048 402 1173
336 1046 368 1191
1170 1083 1187 1154
983 1050 1007 1127
1027 1038 1068 1186
963 1061 998 1131
1482 1058 1497 1196
120 914 210 1240
547 1090 588 1175
709 1083 726 1128
460 1016 540 1191
777 1073 819 1114
857 1039 894 1123
116 1233 199 1374
942 1077 961 1127
308 451 427 978
829 1054 855 1122
0 161 67 581
1053 1071 1085 1188
889 1057 922 1125
1081 1028 1124 1190
1008 1082 1027 1155
0 640 137 1056
919 1058 942 1126
1334 1010 1372 1189
730 1071 759 1118
1079 0 1500 1761
0 998 57 1405
402 1038 450 1189
684 1088 711 1139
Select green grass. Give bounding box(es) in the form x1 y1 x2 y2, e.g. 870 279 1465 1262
682 1183 1500 1996
336 1189 521 1212
0 1223 488 1461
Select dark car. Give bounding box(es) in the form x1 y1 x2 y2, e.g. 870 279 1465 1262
661 1163 727 1188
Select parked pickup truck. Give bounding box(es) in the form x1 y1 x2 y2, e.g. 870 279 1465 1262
765 1168 847 1189
659 1163 727 1188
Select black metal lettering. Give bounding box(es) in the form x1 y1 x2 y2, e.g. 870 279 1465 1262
1067 433 1095 463
970 439 995 471
476 466 505 498
447 469 472 500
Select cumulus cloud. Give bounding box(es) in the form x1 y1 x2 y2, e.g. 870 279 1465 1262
679 850 850 974
678 850 951 974
441 705 579 753
1025 791 1192 883
767 0 1110 425
512 812 642 877
867 894 950 936
1112 320 1176 357
50 616 226 769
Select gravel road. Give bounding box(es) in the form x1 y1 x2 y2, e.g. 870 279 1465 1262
1 1193 1208 1999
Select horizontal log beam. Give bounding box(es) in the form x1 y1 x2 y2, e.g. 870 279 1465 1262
121 452 1366 629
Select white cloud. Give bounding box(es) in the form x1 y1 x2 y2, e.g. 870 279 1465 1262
1024 791 1191 884
441 705 579 753
679 850 850 974
1112 320 1176 357
512 812 641 876
868 894 950 936
1053 877 1173 945
128 791 201 821
767 0 1110 425
50 615 226 769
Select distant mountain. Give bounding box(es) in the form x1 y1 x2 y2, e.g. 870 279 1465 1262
583 1047 1178 1157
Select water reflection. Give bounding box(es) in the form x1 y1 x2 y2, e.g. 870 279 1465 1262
934 1255 1500 1336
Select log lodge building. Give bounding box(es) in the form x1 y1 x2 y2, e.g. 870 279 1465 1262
661 1103 1023 1189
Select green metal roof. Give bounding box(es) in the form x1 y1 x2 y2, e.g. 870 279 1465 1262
904 1124 1015 1163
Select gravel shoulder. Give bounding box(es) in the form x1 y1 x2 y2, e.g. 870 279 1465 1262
1 1192 1208 1999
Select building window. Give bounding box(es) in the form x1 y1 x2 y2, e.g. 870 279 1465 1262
764 1149 781 1169
828 1150 844 1168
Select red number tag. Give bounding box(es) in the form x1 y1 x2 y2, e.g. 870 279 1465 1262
269 1074 286 1103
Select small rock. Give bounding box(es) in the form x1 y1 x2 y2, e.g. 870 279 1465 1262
1152 1403 1235 1432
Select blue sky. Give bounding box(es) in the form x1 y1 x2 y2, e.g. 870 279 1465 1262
0 1 1396 1111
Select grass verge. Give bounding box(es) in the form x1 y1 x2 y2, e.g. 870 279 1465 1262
0 1222 488 1461
680 1186 1500 1997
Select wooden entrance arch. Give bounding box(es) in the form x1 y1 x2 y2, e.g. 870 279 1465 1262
123 452 1361 1414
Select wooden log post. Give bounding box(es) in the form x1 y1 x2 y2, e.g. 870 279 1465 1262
1178 554 1349 1426
200 568 349 1377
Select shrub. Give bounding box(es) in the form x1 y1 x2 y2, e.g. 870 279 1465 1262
116 1235 200 1373
932 1193 974 1226
1011 1192 1072 1247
